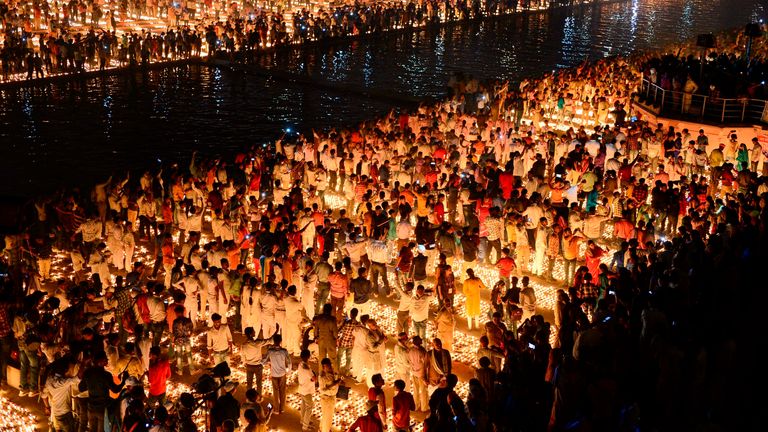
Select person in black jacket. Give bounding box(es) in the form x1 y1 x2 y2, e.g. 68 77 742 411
211 381 241 430
78 350 127 432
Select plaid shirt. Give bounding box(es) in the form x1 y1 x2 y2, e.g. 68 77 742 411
485 217 504 241
337 319 360 349
576 283 599 300
172 316 194 344
114 286 133 320
0 303 10 338
546 230 561 257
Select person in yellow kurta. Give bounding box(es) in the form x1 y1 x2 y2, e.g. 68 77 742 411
463 268 485 330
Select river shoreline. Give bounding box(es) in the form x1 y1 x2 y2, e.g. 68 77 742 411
0 0 627 90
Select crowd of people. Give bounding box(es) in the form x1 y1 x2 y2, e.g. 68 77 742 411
1 0 606 81
1 19 765 432
638 23 768 118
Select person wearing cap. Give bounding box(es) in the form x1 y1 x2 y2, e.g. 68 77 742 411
211 381 240 431
207 313 233 367
348 399 384 432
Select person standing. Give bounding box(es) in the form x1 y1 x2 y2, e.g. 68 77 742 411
13 309 41 397
262 334 291 414
207 313 233 367
426 338 452 394
211 382 241 431
42 358 80 432
241 326 274 395
367 235 391 297
283 285 306 356
351 315 371 383
328 262 349 323
313 303 339 371
365 320 387 387
240 277 262 336
350 267 374 317
147 346 171 407
171 305 195 375
434 303 455 352
297 349 316 432
314 254 333 316
336 308 360 377
462 268 485 330
367 373 388 427
520 276 537 323
79 351 127 432
435 254 456 307
393 332 411 389
410 285 431 340
408 336 429 413
392 379 415 432
318 358 342 432
393 280 414 334
348 401 385 432
147 284 167 347
0 294 12 388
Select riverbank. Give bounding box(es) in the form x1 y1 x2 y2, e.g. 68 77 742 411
0 0 626 89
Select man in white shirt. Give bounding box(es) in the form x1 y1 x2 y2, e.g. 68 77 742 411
283 286 306 356
147 284 168 347
396 219 414 249
522 202 544 250
207 313 232 367
297 349 316 432
240 326 273 395
583 210 608 241
42 360 80 432
367 236 390 297
410 285 431 340
262 334 292 414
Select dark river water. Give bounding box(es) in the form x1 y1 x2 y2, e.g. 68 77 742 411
0 0 765 198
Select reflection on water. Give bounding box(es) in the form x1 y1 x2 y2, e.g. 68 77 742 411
0 0 764 197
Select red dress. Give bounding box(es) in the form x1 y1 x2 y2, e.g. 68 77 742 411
585 245 605 280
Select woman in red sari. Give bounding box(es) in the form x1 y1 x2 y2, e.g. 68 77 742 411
585 240 605 281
